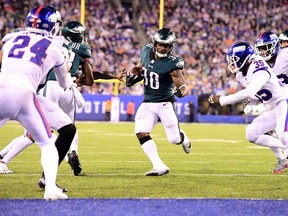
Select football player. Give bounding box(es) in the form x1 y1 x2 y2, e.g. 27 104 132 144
0 5 72 200
125 27 191 176
0 21 126 179
279 30 288 49
44 21 125 176
255 31 288 160
208 41 288 174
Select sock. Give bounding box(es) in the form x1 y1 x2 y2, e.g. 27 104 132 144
0 135 24 158
141 139 166 169
69 129 79 153
2 136 33 164
270 147 285 160
40 144 58 189
55 124 76 165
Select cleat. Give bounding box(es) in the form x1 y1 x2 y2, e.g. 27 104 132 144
180 129 191 154
44 186 68 200
67 150 82 176
0 162 13 174
145 167 170 176
273 158 288 174
38 177 68 193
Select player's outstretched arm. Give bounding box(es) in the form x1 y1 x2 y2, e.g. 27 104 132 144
93 68 126 81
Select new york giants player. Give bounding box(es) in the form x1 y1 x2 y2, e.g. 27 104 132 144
209 41 288 174
255 31 288 160
125 28 191 176
0 6 73 199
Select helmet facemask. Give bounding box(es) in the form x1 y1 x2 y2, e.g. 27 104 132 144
152 28 177 58
226 41 255 74
255 32 279 61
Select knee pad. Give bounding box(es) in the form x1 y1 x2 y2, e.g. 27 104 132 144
138 135 152 145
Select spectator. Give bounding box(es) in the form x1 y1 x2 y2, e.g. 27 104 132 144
104 99 111 121
126 100 135 121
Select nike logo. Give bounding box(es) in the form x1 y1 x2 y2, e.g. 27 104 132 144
163 103 168 106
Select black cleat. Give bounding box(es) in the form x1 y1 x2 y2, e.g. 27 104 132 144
67 150 82 176
38 177 68 193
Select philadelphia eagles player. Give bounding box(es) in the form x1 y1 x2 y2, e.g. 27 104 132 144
44 21 125 177
125 27 191 176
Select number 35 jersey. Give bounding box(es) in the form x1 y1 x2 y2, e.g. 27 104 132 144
236 55 284 111
140 43 184 102
0 31 65 92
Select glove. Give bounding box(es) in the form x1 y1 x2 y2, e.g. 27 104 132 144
126 73 143 87
208 95 220 104
174 88 184 98
72 86 86 109
243 104 253 115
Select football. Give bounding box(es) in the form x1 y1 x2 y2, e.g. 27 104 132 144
129 67 143 76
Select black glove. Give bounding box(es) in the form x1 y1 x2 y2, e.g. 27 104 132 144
174 88 184 98
126 74 144 87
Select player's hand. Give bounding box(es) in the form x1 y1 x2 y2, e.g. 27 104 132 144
116 68 126 82
173 84 188 98
208 95 220 104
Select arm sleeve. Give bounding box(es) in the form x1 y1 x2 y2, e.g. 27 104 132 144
53 65 73 89
220 70 270 106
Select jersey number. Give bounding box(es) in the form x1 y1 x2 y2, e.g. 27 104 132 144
277 74 288 84
8 35 51 66
256 89 272 102
143 68 159 89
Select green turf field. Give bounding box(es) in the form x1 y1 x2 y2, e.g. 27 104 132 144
0 121 287 199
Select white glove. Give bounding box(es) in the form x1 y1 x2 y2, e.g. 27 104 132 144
244 104 265 115
72 86 86 109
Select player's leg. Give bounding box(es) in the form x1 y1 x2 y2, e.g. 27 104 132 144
135 103 169 176
59 88 82 175
246 108 288 173
246 111 285 148
36 95 76 190
17 93 67 200
0 133 34 174
273 100 288 173
158 102 191 154
45 81 82 175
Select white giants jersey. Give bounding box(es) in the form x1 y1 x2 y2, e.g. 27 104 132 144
271 47 288 79
0 31 65 92
221 55 284 111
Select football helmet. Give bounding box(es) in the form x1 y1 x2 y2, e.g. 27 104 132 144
255 31 279 61
226 41 255 73
61 21 88 43
279 30 288 48
153 27 177 58
25 6 61 35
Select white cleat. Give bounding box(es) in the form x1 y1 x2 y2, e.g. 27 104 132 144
180 129 191 154
44 186 68 200
0 162 13 174
145 166 170 176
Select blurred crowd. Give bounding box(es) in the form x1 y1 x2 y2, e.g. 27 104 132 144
1 0 288 115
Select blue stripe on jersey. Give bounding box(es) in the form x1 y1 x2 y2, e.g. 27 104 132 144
33 93 52 138
253 67 271 78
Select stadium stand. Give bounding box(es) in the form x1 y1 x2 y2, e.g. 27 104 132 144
1 0 288 116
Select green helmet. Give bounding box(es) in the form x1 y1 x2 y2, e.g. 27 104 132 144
61 21 88 43
279 30 288 48
152 27 177 58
